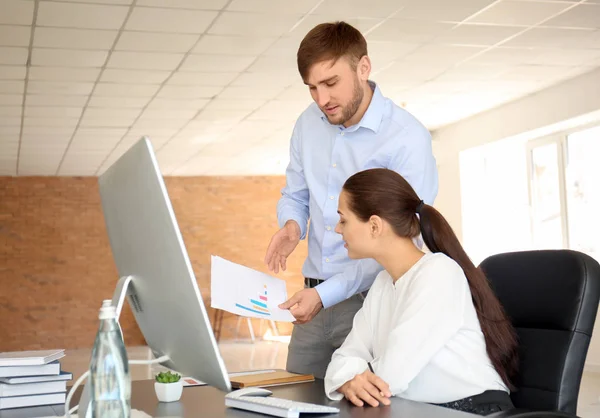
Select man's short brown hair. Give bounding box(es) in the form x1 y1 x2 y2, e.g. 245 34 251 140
297 21 368 81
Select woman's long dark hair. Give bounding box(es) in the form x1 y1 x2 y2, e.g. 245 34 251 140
343 168 519 389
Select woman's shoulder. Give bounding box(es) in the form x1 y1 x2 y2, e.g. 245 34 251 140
412 252 467 288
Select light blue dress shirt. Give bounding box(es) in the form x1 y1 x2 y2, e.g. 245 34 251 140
277 82 439 309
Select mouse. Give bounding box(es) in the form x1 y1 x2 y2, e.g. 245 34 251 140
226 387 273 399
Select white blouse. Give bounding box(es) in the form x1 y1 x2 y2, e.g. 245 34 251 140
324 252 508 404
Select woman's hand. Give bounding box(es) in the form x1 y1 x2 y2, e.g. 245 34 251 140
338 370 392 407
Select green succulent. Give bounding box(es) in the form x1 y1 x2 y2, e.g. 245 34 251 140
155 371 181 384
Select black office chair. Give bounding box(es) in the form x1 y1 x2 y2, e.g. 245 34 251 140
479 250 600 417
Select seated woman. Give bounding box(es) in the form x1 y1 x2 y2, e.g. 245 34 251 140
325 168 518 416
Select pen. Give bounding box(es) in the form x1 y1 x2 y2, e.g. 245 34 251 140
367 362 374 373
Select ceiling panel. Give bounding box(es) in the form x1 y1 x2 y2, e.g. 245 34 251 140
0 0 34 25
543 4 600 29
115 32 198 53
0 25 31 47
31 49 109 68
29 67 101 82
209 12 302 37
107 51 184 70
33 28 118 50
135 0 227 10
37 2 129 30
126 7 217 34
193 35 275 56
468 1 572 26
100 69 171 84
27 81 95 95
167 71 239 86
0 47 28 65
0 66 26 80
180 54 256 72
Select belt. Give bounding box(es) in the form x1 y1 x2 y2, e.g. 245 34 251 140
304 277 325 288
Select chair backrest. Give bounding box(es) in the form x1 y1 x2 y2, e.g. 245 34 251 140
479 250 600 415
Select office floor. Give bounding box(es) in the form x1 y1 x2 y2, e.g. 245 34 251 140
62 342 600 418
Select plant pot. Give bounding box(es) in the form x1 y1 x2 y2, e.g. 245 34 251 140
154 381 183 403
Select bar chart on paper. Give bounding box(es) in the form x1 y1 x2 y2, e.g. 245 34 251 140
210 256 295 322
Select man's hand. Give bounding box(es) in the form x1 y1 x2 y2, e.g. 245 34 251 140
265 220 301 274
338 370 391 407
279 288 323 324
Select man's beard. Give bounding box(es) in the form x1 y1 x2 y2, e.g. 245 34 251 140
327 78 364 126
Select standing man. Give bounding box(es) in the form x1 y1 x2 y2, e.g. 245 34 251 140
264 22 438 379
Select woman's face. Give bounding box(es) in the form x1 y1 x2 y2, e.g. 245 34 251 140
335 191 374 259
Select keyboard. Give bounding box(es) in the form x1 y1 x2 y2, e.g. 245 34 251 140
225 395 340 418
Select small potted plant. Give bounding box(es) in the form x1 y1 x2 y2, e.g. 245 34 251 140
154 371 183 403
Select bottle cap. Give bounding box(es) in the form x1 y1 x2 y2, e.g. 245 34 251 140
99 299 116 320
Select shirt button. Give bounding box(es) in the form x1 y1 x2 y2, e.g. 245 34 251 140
325 258 330 263
326 226 331 231
340 132 345 136
332 163 337 168
329 196 334 200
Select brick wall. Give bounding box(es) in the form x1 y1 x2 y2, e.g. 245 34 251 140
0 176 308 351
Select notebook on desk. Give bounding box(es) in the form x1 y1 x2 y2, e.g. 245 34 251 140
229 369 314 388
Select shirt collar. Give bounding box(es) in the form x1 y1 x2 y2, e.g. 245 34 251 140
320 80 385 134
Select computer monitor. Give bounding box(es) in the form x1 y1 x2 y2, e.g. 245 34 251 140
96 136 231 391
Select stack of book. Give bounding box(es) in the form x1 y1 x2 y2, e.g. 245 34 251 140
0 349 72 410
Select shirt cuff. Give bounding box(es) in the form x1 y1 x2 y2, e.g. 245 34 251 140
314 277 345 309
277 211 308 240
324 359 369 400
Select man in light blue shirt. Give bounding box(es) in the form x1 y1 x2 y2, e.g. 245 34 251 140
264 22 438 378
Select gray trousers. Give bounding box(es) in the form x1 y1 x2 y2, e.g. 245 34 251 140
286 292 365 379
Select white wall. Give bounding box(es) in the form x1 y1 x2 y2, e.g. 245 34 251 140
431 66 600 370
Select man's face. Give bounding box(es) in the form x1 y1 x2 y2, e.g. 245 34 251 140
304 56 365 126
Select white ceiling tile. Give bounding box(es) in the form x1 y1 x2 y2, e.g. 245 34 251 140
0 116 21 126
22 126 75 136
0 66 26 80
83 107 141 120
276 84 310 101
128 126 180 137
523 48 600 66
260 36 302 58
466 46 538 65
0 81 24 94
88 96 150 108
0 25 31 47
0 126 21 135
205 98 266 111
495 64 581 83
167 71 238 86
27 81 94 95
125 7 217 34
157 85 222 99
468 1 571 26
437 24 523 46
246 55 297 73
0 107 22 117
94 83 161 97
26 95 88 107
180 54 256 72
433 63 509 82
140 108 198 120
25 117 79 127
0 47 28 65
291 15 383 38
312 0 400 19
136 0 227 9
400 0 495 22
29 67 101 82
366 41 421 70
367 20 454 43
0 0 34 25
375 62 451 84
193 35 275 55
503 27 600 49
75 127 128 137
57 0 133 4
0 94 23 105
404 44 485 66
37 2 129 30
544 4 600 29
31 49 108 67
132 118 188 129
247 100 309 121
107 51 184 70
209 12 301 37
25 106 83 118
33 27 118 50
195 108 251 123
100 69 170 84
227 0 320 14
232 72 297 88
218 85 285 100
115 31 199 53
79 116 135 128
146 98 210 110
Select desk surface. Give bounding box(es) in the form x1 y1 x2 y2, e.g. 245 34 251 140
0 379 476 418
